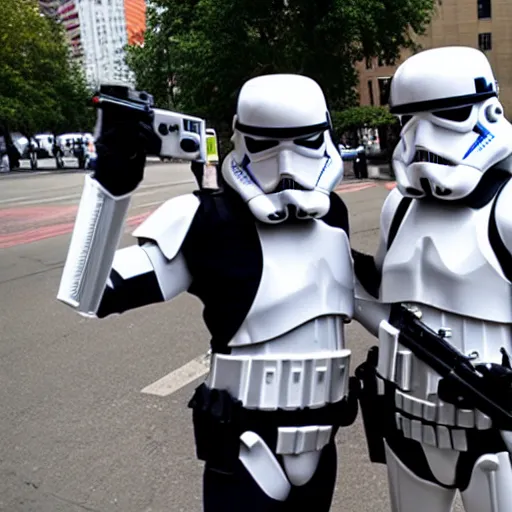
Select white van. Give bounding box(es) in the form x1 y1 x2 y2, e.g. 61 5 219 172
55 133 96 169
34 133 55 158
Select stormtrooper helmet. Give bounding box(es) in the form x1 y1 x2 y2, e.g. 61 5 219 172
222 74 343 223
389 46 512 201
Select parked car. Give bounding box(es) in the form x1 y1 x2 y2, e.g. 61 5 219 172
55 133 96 169
338 144 365 161
0 132 9 172
0 126 21 172
11 133 39 169
34 133 55 158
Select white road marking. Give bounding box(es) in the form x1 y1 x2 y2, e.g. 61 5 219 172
141 352 211 397
0 179 195 207
134 180 194 199
0 195 35 205
131 199 167 210
139 178 194 191
2 193 81 207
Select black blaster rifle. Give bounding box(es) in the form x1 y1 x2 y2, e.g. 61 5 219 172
390 304 512 431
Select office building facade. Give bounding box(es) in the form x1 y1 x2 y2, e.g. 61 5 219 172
41 0 146 87
358 0 512 114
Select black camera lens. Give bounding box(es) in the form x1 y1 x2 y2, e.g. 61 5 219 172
158 123 169 136
180 138 199 152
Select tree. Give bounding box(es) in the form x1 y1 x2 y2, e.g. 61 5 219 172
0 0 94 137
331 106 397 137
125 4 180 110
333 104 400 163
128 0 435 151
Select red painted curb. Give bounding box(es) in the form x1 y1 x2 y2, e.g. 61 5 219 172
0 211 152 249
335 182 376 193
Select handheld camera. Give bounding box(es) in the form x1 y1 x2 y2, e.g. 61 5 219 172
92 84 217 163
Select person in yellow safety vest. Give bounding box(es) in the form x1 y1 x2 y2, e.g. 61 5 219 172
192 128 220 190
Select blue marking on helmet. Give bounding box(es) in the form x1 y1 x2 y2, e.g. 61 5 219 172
463 122 494 160
315 155 332 186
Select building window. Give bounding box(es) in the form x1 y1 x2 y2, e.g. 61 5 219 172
368 80 375 106
478 0 491 19
378 77 391 105
365 58 373 70
479 32 492 51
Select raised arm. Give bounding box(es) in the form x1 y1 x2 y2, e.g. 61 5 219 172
57 90 198 318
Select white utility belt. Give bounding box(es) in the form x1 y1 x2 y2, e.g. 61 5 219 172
377 320 494 452
393 390 493 453
205 349 351 411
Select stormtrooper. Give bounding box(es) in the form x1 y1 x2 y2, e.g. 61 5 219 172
57 74 358 511
353 46 512 512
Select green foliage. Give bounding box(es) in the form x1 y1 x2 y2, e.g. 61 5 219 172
126 4 179 110
128 0 435 146
331 105 397 135
0 0 94 136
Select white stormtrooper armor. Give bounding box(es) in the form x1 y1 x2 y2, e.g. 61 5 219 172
354 46 512 512
57 74 356 510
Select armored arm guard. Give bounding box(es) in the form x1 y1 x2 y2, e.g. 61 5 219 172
57 82 205 318
57 175 131 316
57 179 200 317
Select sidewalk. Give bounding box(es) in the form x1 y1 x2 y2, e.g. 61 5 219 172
369 163 394 180
343 159 393 180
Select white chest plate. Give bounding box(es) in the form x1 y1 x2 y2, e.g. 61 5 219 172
228 220 354 347
381 200 512 323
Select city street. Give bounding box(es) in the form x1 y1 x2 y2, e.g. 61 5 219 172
14 158 84 172
0 164 463 512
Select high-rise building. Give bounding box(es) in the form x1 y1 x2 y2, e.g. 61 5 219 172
39 0 61 18
125 0 146 46
57 0 83 60
40 0 146 88
357 0 512 114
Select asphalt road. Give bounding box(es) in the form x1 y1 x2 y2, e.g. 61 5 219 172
0 164 464 512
